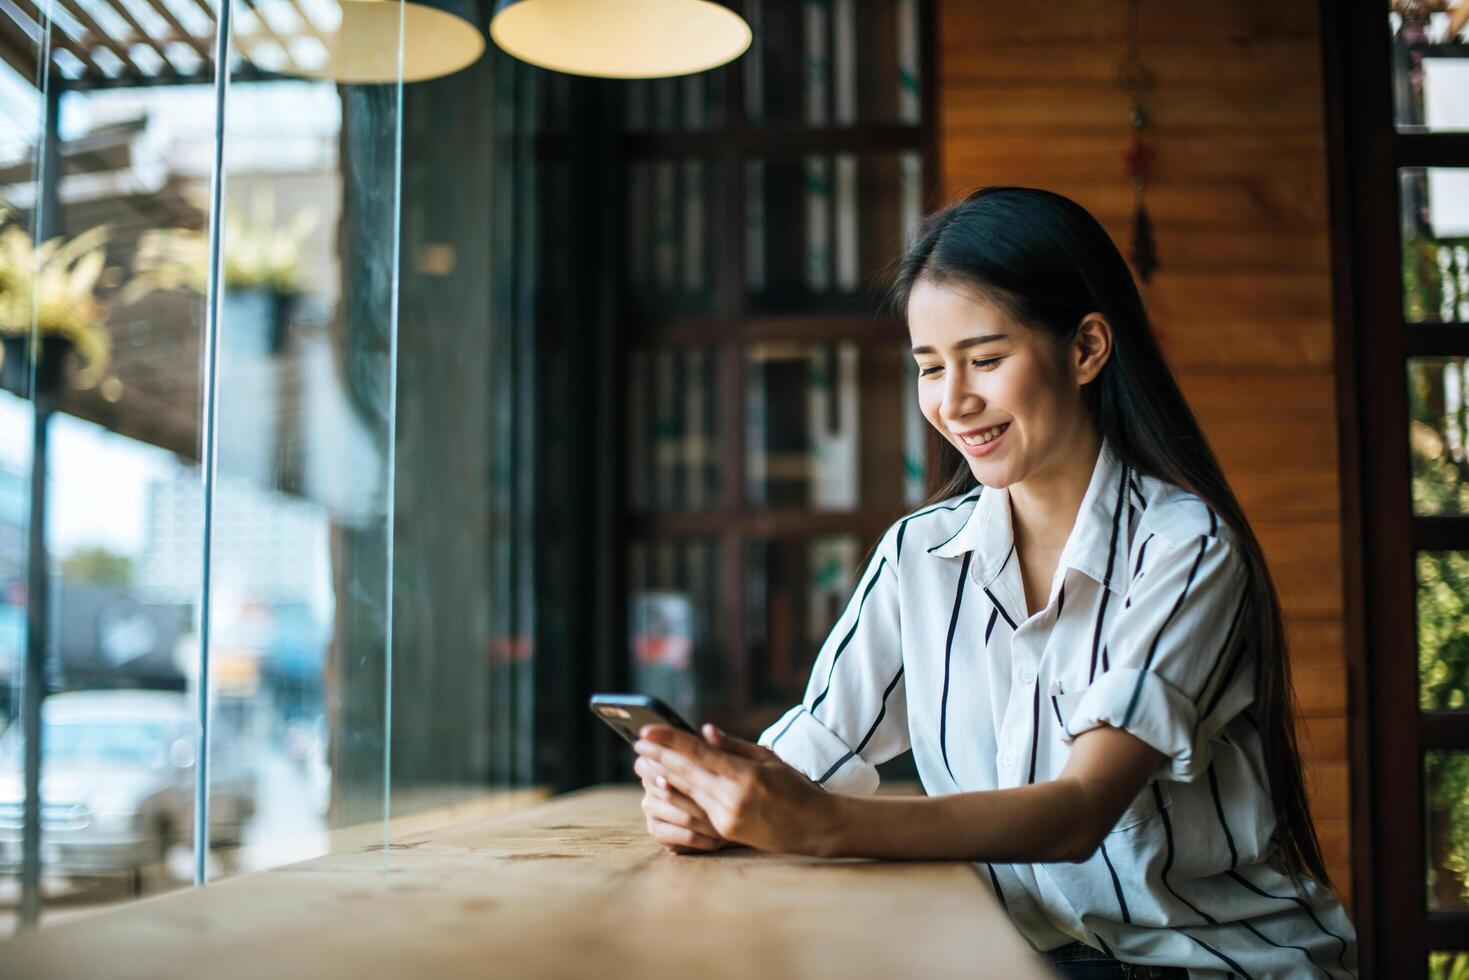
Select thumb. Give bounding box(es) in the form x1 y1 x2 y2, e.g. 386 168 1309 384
703 723 777 761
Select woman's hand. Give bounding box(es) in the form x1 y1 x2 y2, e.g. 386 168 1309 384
633 723 842 857
633 729 732 854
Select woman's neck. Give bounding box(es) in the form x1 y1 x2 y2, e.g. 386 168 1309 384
1007 426 1104 555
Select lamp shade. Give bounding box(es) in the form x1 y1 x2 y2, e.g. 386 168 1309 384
489 0 750 79
292 0 487 83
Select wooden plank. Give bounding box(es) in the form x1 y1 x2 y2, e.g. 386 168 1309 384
937 0 1319 47
939 39 1324 88
1155 318 1334 373
1179 372 1339 420
1232 470 1341 522
1203 419 1340 472
1253 521 1342 566
943 131 1327 183
0 788 1050 980
937 179 1330 232
941 82 1325 133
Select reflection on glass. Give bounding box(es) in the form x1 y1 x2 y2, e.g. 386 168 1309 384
627 348 719 512
1408 358 1469 515
743 0 920 127
1391 6 1469 132
1417 552 1469 711
1427 750 1469 910
1400 168 1469 323
745 152 921 315
745 341 906 512
747 534 860 710
628 539 720 724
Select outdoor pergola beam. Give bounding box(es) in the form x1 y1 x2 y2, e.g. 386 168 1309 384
236 0 300 74
52 0 147 76
0 10 40 78
136 0 212 62
6 0 109 77
279 0 325 44
90 0 180 75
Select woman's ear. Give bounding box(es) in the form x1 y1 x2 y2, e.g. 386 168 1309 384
1072 313 1113 385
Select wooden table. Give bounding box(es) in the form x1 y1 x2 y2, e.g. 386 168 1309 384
1 786 1051 979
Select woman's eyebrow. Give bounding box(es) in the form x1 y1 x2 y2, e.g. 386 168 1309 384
910 333 1009 355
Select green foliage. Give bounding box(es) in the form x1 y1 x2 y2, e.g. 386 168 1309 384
1412 356 1469 907
1429 950 1469 980
60 547 135 589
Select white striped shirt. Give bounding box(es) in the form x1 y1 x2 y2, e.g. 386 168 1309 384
758 440 1358 979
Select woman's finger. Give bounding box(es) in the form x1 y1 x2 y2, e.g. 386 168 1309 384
641 794 721 839
646 816 722 852
703 724 778 762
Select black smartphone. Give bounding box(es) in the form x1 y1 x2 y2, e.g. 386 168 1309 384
589 693 699 747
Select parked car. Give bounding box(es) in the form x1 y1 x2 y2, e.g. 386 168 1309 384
0 689 256 885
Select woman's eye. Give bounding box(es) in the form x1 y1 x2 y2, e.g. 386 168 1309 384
918 365 942 377
973 357 1001 370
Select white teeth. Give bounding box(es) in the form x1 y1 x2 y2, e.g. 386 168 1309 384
959 423 1008 447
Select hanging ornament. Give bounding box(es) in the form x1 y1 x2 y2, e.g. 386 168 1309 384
1118 0 1157 290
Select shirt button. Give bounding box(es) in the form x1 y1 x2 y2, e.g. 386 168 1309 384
1018 667 1036 685
1000 752 1016 768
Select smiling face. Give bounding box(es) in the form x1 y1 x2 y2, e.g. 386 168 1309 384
907 278 1106 490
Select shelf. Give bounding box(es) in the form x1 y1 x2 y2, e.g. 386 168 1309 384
621 124 925 160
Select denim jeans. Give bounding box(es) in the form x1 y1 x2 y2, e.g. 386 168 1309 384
1041 941 1190 979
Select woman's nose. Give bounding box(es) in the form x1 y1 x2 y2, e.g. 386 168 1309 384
941 374 981 421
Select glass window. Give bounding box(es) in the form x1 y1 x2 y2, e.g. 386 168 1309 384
1408 357 1469 515
1391 9 1469 133
1400 168 1469 324
1427 750 1469 910
1429 951 1469 980
1417 551 1469 711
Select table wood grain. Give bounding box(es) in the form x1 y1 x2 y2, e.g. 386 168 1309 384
0 786 1052 979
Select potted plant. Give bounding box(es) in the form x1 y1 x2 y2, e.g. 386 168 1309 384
124 190 317 355
0 214 113 398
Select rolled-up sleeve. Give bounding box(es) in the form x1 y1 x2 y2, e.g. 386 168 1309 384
1061 531 1252 783
758 523 908 796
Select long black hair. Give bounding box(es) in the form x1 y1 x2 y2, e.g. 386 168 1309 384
893 186 1328 886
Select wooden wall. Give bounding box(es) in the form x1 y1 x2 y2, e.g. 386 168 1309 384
934 0 1352 901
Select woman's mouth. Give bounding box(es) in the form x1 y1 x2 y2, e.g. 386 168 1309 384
955 422 1009 457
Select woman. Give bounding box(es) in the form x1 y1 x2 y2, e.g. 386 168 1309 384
631 187 1358 979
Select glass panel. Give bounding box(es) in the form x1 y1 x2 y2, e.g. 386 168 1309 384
745 341 908 512
628 539 721 725
1391 8 1469 132
743 0 921 128
204 0 404 876
0 26 46 939
1427 750 1469 910
745 151 921 315
1408 357 1469 515
1400 168 1469 324
626 158 714 318
1429 951 1469 980
0 29 219 928
746 534 861 715
1417 552 1469 711
627 347 720 512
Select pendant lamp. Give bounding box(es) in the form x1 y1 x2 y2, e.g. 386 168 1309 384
286 0 487 83
489 0 751 79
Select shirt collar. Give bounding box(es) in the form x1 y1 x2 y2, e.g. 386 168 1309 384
927 438 1132 594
